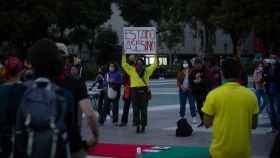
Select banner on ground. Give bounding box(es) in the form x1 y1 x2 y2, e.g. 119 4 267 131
123 27 157 54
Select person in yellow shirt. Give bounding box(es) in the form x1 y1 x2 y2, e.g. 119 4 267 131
121 53 158 133
202 58 259 158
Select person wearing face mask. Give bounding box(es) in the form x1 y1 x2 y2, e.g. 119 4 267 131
177 61 197 124
265 54 280 133
100 63 122 126
121 53 158 133
253 62 267 115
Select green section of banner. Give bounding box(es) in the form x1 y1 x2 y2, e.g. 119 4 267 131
141 147 210 158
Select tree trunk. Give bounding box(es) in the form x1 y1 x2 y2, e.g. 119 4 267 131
205 27 210 54
204 24 214 54
231 33 240 56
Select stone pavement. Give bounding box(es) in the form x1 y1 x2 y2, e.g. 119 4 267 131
87 79 276 158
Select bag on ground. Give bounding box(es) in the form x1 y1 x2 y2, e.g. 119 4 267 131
176 118 193 137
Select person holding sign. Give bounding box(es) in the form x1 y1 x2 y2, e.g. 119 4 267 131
121 53 158 133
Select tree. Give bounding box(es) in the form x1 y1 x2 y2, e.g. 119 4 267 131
57 0 112 59
183 0 220 54
0 0 57 56
118 0 187 58
118 0 155 26
95 27 119 65
251 0 280 52
209 0 254 55
0 0 112 58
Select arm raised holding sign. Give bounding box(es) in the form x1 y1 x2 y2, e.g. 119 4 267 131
121 53 135 77
145 54 158 79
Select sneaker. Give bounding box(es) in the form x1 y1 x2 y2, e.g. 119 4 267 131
192 117 198 124
140 126 146 133
106 116 111 121
136 126 140 134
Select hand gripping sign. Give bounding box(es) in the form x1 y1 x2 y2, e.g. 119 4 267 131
123 27 157 54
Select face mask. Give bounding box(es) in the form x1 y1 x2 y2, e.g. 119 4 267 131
109 67 115 72
183 64 189 69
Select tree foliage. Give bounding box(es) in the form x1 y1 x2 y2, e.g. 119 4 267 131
95 27 119 65
118 0 187 53
0 0 112 57
118 0 280 54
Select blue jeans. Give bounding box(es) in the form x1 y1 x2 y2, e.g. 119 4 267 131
179 90 197 118
268 93 280 130
255 89 267 113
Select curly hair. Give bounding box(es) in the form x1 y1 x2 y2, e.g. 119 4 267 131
28 39 64 79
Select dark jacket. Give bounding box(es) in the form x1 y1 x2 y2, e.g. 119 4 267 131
189 67 209 96
105 70 122 91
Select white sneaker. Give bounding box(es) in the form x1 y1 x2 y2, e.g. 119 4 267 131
192 117 198 124
266 128 278 134
106 115 111 121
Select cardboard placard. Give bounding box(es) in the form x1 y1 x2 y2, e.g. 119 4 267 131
123 27 156 54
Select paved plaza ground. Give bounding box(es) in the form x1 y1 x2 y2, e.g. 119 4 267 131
87 79 276 158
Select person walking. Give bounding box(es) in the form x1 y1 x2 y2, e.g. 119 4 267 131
189 58 208 127
202 57 259 158
100 63 122 126
177 61 197 124
121 53 158 133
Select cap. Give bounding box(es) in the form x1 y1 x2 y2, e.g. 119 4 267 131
5 56 24 77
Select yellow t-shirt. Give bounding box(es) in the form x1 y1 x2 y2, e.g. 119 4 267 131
202 82 259 158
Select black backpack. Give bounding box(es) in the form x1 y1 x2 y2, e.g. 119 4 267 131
13 78 71 158
176 118 193 137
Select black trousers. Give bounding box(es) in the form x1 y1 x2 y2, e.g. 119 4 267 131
131 87 148 127
100 89 120 124
193 93 206 123
0 135 12 158
97 91 105 115
121 97 136 125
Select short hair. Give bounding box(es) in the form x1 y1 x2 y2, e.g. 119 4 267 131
194 58 202 65
221 57 241 79
29 39 64 78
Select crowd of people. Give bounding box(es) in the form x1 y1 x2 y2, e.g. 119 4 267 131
0 39 99 158
0 38 279 158
0 38 158 158
176 56 222 127
90 53 157 133
176 54 280 132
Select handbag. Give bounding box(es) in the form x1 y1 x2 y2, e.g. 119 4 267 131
106 74 117 99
